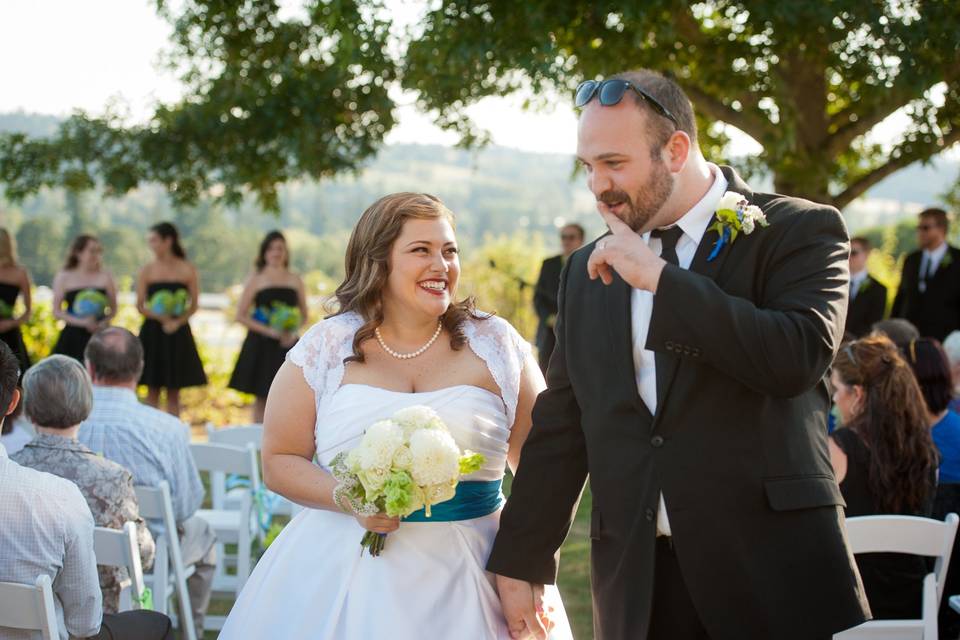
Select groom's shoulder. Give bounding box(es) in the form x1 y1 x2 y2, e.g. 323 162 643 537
750 190 848 243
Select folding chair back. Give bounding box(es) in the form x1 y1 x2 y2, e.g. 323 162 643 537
0 574 59 640
93 522 147 611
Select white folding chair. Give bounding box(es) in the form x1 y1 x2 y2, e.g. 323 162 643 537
191 442 257 597
206 422 301 521
135 481 197 640
93 522 147 612
0 575 59 640
834 512 959 640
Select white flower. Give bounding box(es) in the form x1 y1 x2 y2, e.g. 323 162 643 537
392 405 445 437
424 482 456 506
355 419 404 471
739 205 767 235
408 429 461 486
741 217 755 234
717 191 746 213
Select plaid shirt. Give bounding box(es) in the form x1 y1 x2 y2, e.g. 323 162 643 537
0 443 102 640
78 386 204 531
12 434 156 615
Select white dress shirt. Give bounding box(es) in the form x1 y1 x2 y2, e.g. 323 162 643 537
0 443 102 640
849 269 868 300
631 163 728 536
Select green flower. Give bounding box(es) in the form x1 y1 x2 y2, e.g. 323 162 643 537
0 299 12 319
268 302 301 332
458 451 485 475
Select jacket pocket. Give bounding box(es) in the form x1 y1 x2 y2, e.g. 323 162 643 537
764 475 845 511
590 506 602 540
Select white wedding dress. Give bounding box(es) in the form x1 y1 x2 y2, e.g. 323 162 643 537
219 313 572 639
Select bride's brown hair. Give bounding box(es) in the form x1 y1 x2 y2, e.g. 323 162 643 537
329 192 485 363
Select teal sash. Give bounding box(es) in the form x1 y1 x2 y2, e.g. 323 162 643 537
403 479 503 522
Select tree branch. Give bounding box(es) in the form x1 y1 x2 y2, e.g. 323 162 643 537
833 129 960 209
680 83 770 141
827 84 932 157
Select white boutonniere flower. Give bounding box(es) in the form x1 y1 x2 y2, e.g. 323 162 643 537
708 191 769 261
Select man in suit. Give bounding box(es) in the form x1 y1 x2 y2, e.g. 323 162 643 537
845 236 888 339
534 224 585 372
488 69 869 640
892 207 960 341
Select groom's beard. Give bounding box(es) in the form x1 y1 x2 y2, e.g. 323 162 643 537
598 159 674 232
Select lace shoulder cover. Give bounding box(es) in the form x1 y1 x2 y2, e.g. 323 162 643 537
286 311 533 426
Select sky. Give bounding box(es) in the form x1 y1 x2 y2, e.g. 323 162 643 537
0 0 582 154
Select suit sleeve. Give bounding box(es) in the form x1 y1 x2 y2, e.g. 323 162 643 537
892 258 910 317
648 206 849 397
487 258 588 585
533 258 557 320
868 283 888 328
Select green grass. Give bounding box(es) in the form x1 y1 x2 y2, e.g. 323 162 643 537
190 480 595 639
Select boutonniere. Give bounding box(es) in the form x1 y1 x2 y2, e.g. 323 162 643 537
939 251 954 272
858 278 872 295
707 191 769 261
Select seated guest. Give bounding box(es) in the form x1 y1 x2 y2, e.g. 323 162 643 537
0 342 172 640
78 327 215 639
943 330 960 413
903 337 960 635
871 317 920 350
12 354 156 615
829 335 939 619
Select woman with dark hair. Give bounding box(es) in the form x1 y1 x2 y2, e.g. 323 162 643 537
51 234 117 360
136 222 206 416
219 193 571 638
830 335 939 619
0 227 32 375
228 231 308 422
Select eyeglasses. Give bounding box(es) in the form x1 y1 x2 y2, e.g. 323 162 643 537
560 234 580 241
850 249 862 256
575 79 680 129
917 224 936 231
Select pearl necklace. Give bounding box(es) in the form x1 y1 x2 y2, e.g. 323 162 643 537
375 322 443 360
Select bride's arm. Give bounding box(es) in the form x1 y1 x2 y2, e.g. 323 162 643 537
261 361 401 534
261 361 342 510
506 353 547 475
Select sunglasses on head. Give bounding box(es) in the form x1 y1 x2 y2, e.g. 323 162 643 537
575 79 680 129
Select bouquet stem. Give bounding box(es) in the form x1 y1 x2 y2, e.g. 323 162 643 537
361 531 387 557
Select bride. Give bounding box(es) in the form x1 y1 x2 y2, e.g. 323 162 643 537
219 193 571 639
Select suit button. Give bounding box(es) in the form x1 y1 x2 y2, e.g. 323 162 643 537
665 340 674 351
651 435 664 448
645 508 655 521
692 348 700 357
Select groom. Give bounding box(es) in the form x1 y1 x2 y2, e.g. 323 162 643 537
488 69 870 639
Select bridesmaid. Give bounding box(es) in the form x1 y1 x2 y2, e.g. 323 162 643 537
136 222 207 416
52 234 117 361
0 227 32 375
229 231 308 423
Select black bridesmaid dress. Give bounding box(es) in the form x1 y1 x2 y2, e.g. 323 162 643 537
0 282 30 375
229 287 300 397
138 281 207 388
52 287 109 361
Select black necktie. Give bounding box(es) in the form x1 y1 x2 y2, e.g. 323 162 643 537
651 226 685 408
652 226 684 266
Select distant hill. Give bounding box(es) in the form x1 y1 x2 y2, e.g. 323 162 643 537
1 110 957 237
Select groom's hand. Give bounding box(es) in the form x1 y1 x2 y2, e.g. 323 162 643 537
496 574 549 639
588 209 666 292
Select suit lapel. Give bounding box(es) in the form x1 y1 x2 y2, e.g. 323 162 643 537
653 165 750 424
604 267 654 423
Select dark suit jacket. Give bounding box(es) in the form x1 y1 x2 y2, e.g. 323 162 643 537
487 167 870 640
892 246 960 341
845 275 888 338
533 255 563 353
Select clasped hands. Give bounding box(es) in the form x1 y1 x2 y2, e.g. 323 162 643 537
587 209 667 293
496 574 555 640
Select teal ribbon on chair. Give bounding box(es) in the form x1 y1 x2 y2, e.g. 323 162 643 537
225 474 279 534
403 480 504 522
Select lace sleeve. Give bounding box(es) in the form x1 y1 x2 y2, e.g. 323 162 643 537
286 313 363 406
464 314 533 428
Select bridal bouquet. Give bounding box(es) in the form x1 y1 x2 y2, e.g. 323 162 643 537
331 405 485 557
